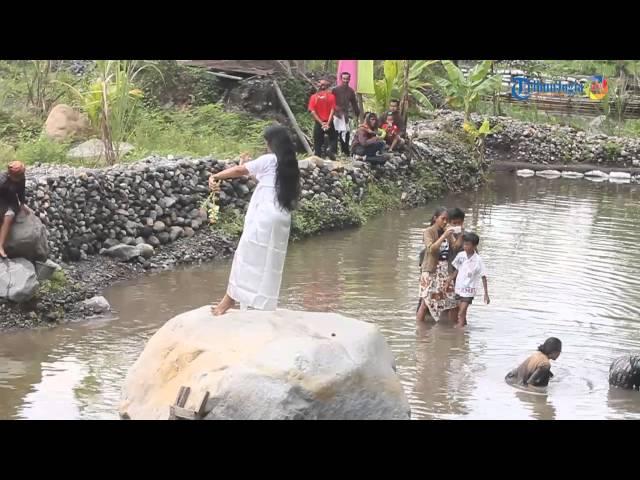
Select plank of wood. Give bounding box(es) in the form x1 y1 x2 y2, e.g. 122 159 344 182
169 406 198 420
272 79 313 156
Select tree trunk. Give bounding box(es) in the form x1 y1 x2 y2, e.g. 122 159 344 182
400 60 411 127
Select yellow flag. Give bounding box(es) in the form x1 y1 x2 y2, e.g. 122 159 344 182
356 60 375 95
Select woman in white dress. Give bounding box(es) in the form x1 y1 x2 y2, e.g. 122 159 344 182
208 125 301 316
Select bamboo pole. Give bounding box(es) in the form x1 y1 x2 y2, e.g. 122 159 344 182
272 79 313 156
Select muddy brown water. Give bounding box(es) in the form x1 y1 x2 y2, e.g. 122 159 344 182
1 172 640 420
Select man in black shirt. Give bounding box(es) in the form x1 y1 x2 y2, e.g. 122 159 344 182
332 72 360 156
0 161 31 258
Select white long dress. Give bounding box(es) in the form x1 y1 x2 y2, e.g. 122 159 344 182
226 154 291 310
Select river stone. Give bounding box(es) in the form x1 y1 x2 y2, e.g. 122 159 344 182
44 104 90 142
67 139 134 159
4 213 49 262
103 238 120 249
159 197 177 209
136 243 154 259
105 244 140 262
148 236 161 248
153 221 166 233
169 226 184 242
157 232 170 244
0 258 39 303
609 355 640 391
119 308 410 420
83 295 111 314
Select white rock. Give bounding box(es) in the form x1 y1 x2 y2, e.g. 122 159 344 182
585 176 608 183
516 169 535 177
609 171 631 179
584 170 609 178
297 159 313 170
83 295 111 314
120 308 410 420
67 139 134 159
560 171 584 179
536 169 561 178
609 177 631 184
0 258 39 303
136 244 154 259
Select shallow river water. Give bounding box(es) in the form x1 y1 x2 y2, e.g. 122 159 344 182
1 172 639 420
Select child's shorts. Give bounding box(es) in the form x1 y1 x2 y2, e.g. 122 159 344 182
455 294 473 305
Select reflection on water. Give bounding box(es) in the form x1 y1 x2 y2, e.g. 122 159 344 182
1 173 640 419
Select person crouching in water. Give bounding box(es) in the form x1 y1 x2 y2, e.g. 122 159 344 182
444 232 490 328
505 338 562 388
0 161 31 259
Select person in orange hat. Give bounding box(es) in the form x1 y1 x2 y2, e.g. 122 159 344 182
0 161 31 258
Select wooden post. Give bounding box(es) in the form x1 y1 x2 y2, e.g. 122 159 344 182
400 60 411 127
272 79 313 156
357 93 365 122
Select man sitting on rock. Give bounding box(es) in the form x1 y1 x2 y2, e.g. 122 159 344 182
0 161 31 259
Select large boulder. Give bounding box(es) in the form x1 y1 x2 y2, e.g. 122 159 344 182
44 104 90 142
4 213 49 262
609 355 640 391
120 308 410 420
67 139 134 160
0 258 39 303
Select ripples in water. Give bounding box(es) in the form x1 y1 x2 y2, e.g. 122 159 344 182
0 173 639 419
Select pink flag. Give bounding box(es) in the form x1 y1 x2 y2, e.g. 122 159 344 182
337 60 357 89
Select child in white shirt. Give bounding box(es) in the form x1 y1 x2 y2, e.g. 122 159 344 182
444 232 490 328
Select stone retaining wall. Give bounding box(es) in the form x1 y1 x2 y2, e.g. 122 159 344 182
24 125 483 264
419 110 640 168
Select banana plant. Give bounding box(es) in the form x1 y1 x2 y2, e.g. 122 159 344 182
463 118 500 166
435 60 503 122
60 60 161 164
370 60 437 114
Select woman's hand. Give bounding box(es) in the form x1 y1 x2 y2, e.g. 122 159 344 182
208 174 220 192
484 294 491 305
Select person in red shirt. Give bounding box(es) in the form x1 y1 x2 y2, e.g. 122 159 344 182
308 79 337 159
380 113 404 151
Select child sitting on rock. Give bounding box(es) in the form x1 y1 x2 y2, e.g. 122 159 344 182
380 112 404 152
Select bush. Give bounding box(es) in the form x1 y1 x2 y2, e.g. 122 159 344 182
131 103 271 159
15 137 70 165
138 61 224 108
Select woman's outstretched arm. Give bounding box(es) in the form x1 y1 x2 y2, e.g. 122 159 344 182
212 165 249 181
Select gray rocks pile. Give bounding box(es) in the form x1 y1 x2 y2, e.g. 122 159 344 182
424 109 640 167
0 258 40 303
24 140 483 266
23 156 237 263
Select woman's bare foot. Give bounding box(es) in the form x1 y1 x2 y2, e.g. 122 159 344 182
211 294 235 316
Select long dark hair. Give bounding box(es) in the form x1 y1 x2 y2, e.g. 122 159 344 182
264 125 300 211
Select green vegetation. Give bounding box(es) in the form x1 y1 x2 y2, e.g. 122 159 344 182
39 269 68 294
435 61 502 123
131 104 271 159
368 60 437 115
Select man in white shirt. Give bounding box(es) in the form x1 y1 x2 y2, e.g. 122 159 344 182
444 232 490 328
